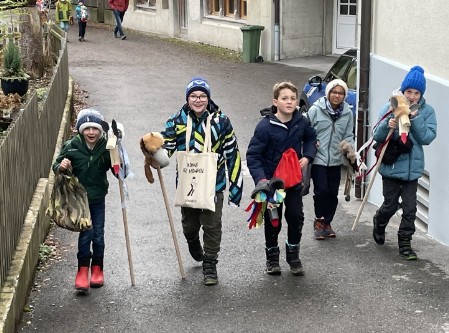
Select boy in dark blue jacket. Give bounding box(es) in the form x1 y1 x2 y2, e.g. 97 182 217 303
247 81 316 276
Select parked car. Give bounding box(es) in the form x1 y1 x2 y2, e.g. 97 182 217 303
299 49 357 117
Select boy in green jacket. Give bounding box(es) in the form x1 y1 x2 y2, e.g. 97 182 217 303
55 0 72 34
52 108 111 292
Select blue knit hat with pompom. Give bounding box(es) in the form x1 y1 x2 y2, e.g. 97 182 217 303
400 65 426 95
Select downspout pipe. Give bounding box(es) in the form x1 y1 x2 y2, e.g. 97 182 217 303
274 0 280 61
355 0 372 198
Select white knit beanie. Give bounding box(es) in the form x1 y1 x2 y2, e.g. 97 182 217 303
325 79 348 99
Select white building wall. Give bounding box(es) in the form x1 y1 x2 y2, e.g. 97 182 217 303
368 0 449 245
372 0 449 78
124 3 175 36
281 0 325 58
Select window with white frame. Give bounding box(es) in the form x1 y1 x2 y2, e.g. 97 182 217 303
137 0 156 9
207 0 247 19
339 0 356 16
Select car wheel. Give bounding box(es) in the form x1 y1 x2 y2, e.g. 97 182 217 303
300 105 308 114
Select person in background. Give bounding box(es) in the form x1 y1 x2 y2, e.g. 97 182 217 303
307 79 354 240
55 0 72 35
108 0 129 40
52 109 111 292
247 81 316 276
160 77 243 286
75 0 89 42
372 65 437 260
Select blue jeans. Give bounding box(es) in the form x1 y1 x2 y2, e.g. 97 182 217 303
77 199 106 266
113 10 125 37
59 21 69 33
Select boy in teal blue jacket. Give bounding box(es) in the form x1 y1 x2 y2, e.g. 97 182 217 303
373 66 437 260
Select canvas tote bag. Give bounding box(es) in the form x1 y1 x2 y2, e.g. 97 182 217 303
175 114 218 212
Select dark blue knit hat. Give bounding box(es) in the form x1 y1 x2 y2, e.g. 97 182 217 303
400 65 426 95
185 77 211 100
76 108 104 133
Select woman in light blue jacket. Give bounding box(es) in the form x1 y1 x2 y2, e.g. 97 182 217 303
307 79 354 240
372 66 437 260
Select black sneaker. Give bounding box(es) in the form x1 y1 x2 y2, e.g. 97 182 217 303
373 217 385 245
203 257 218 286
187 237 204 262
399 247 418 260
121 35 126 40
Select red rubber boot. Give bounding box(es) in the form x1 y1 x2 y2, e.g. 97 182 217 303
75 266 89 291
90 265 104 288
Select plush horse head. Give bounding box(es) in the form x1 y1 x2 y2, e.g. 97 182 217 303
390 94 419 143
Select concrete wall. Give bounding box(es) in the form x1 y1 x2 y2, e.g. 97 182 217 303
116 2 176 36
371 0 449 79
280 0 325 58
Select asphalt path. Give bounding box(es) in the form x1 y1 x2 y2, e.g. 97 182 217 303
17 23 449 333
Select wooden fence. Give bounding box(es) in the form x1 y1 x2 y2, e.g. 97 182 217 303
0 21 69 293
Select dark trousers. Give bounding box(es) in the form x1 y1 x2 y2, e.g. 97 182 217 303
311 165 341 224
181 192 224 259
374 177 418 238
78 20 86 38
77 199 105 266
264 186 304 248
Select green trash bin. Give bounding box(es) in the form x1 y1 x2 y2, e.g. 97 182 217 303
240 25 265 63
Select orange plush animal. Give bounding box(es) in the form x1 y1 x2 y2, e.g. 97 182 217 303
390 94 418 143
140 132 165 183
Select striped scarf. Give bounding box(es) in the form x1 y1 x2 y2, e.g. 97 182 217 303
325 98 344 121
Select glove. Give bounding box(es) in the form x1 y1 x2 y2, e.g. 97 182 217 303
251 179 269 199
268 177 284 196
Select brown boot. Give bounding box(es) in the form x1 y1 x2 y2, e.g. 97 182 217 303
75 266 89 291
323 223 336 238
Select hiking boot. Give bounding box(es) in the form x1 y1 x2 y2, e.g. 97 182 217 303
285 242 304 276
323 223 336 238
187 237 204 262
313 218 326 240
265 247 281 275
398 236 417 260
373 216 385 245
202 256 218 286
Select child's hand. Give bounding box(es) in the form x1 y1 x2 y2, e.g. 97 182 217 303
299 157 309 168
59 158 72 171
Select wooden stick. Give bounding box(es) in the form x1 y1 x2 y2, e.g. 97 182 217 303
156 167 186 279
352 128 394 231
118 172 136 286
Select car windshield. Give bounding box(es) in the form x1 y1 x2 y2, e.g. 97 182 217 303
324 55 353 83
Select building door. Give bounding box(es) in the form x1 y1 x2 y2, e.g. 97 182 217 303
333 0 357 54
